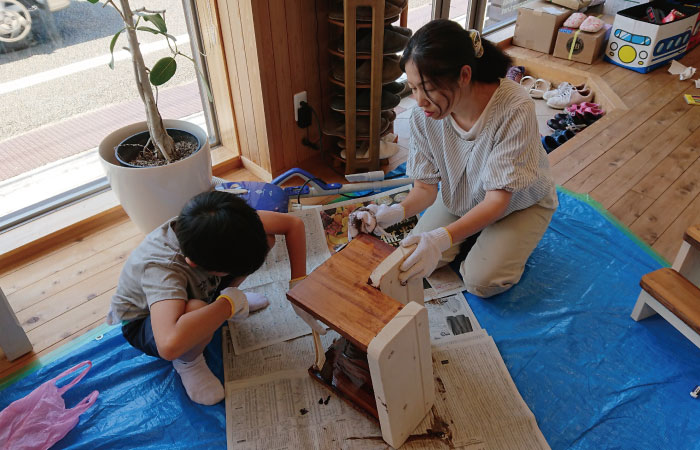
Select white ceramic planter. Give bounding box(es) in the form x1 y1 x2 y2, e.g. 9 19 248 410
99 120 212 234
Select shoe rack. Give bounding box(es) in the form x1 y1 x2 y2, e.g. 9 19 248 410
325 0 406 174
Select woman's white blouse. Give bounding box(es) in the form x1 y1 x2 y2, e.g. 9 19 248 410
407 78 558 217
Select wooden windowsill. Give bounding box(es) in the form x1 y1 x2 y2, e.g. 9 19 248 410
0 145 241 272
486 23 515 48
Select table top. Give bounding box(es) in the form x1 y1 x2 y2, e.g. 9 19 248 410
287 234 404 352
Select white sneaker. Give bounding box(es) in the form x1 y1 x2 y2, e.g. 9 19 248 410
543 82 588 101
543 82 572 100
546 87 593 110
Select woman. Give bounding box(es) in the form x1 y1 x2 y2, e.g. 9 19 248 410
351 19 558 298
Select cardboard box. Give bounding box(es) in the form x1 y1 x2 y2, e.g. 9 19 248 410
549 0 591 11
604 1 699 73
553 17 614 63
548 0 605 12
513 1 574 54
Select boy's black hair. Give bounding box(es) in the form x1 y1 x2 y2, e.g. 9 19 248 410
175 191 269 276
400 19 512 94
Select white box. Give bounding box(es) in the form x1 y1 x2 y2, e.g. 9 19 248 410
604 2 699 73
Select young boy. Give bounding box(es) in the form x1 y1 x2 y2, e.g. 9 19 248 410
106 190 307 405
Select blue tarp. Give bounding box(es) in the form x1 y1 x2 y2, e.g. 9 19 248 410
1 189 699 449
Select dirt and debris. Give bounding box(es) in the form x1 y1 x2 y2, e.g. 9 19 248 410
119 138 198 167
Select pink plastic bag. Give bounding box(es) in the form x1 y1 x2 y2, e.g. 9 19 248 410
0 360 99 450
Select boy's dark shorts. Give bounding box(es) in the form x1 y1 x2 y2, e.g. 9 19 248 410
122 316 161 358
122 274 235 359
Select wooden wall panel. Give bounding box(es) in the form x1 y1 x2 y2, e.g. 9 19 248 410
239 0 270 170
194 0 240 158
215 0 328 178
287 0 316 163
218 0 259 165
248 0 277 174
267 1 297 172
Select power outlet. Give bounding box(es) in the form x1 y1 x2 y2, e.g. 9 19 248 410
293 91 307 122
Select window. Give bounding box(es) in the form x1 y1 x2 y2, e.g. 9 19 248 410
440 0 528 33
0 0 215 231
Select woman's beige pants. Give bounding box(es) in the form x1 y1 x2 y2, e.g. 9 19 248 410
412 196 555 298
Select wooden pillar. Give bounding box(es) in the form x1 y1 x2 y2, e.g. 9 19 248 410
215 0 329 180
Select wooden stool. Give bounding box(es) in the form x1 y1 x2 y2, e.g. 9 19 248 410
632 224 700 349
287 234 433 448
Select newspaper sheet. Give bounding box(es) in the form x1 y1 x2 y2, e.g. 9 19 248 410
319 185 417 252
224 326 548 450
229 281 316 355
239 206 330 291
429 333 550 450
424 266 468 301
223 326 341 381
425 293 481 343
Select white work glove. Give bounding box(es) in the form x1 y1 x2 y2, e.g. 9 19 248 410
289 277 327 335
218 287 249 321
399 227 453 284
348 203 405 240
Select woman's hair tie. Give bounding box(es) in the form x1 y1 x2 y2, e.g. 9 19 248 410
469 29 483 58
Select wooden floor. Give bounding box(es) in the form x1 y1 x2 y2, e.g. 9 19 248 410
2 46 700 381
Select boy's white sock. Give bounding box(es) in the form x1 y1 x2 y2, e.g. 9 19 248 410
172 354 224 405
245 292 269 312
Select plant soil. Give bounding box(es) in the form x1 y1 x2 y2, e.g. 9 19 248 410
122 139 199 167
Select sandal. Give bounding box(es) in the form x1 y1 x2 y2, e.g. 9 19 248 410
530 78 551 99
520 75 536 91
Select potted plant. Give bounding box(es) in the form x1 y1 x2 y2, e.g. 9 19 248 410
89 0 213 234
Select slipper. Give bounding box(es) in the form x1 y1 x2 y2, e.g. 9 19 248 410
564 12 587 29
580 16 604 33
530 78 551 99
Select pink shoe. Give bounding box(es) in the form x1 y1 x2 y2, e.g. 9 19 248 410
567 102 603 114
582 105 604 116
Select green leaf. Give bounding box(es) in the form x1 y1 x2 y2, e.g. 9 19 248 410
136 26 177 42
136 26 160 35
143 14 167 33
108 28 125 70
86 0 99 3
150 57 177 86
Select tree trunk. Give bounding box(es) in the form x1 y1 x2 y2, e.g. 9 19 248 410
119 0 175 162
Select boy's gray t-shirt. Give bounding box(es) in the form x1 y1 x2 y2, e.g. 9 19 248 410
106 219 222 325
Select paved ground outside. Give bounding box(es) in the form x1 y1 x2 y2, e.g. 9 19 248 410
0 81 202 182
